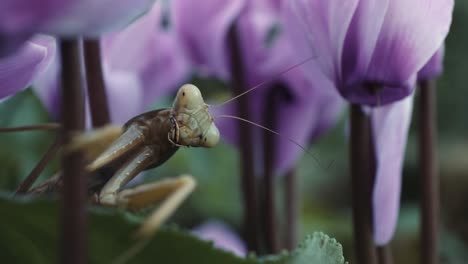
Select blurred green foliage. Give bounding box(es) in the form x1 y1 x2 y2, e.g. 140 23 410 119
0 195 346 264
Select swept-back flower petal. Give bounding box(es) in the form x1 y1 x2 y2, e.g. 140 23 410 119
103 69 144 124
341 0 389 89
367 0 452 83
103 2 190 107
172 0 246 78
371 94 414 245
193 220 247 257
418 46 445 81
216 71 342 174
285 0 359 82
43 0 156 37
0 0 156 55
0 33 34 57
0 35 55 100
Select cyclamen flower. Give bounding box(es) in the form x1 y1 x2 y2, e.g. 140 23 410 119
173 0 343 174
193 220 247 257
0 0 156 56
0 35 55 101
34 1 190 124
285 0 454 245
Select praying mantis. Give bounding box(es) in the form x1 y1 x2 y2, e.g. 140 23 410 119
4 58 318 241
26 83 221 238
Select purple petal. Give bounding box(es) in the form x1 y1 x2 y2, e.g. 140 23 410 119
0 0 65 33
33 47 60 117
284 0 359 81
371 93 414 245
104 69 144 124
273 75 343 173
193 220 247 257
41 0 156 36
215 71 342 174
0 0 155 40
0 35 55 99
102 2 164 72
341 0 389 88
103 2 190 107
237 0 284 85
0 32 32 57
172 0 245 79
343 75 416 106
360 0 453 104
418 46 445 81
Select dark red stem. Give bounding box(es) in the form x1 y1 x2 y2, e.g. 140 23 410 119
418 80 439 264
262 85 281 253
59 39 87 264
350 104 377 264
228 25 260 252
15 136 62 194
377 245 394 264
285 168 298 250
84 39 111 127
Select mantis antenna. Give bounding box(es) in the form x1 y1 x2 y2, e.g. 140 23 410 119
211 56 316 108
214 114 333 171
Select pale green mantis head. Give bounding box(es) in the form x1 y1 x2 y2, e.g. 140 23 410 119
171 84 220 148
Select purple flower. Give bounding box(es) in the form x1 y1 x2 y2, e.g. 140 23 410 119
0 35 55 101
285 0 454 245
34 2 190 124
193 220 247 257
173 0 343 174
286 0 453 106
0 0 156 56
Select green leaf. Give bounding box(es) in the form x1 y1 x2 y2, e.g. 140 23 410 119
0 194 345 264
0 89 57 191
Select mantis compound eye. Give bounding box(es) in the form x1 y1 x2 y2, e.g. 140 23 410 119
201 122 220 148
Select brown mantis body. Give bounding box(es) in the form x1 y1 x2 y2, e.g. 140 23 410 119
27 83 220 238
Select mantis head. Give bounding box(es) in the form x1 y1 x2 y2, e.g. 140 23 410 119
171 84 220 148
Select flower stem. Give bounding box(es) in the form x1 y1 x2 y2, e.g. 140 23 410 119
228 25 260 252
59 39 87 264
418 80 439 264
262 85 281 253
0 123 60 132
84 39 111 127
285 168 298 250
15 136 62 194
350 104 377 264
377 245 394 264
